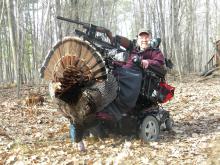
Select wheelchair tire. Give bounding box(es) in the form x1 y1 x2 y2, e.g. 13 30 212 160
165 117 174 131
139 115 160 142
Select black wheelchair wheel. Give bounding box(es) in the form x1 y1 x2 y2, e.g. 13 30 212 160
139 115 160 142
165 117 174 131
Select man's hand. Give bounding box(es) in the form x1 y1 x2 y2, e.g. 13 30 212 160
132 55 141 65
141 60 149 69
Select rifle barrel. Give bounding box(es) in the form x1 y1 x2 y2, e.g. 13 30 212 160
56 16 107 33
56 16 89 27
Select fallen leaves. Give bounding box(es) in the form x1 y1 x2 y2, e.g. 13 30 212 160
0 77 220 164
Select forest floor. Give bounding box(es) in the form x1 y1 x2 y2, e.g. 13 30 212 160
0 74 219 165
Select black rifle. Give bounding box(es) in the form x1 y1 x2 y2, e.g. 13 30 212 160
57 16 125 53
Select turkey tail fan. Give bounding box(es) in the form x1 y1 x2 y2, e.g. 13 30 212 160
40 37 107 97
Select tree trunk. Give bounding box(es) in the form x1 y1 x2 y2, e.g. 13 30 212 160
108 0 117 29
172 0 182 80
0 0 5 26
157 0 168 58
55 0 62 40
74 0 79 23
40 1 51 64
138 0 144 28
99 0 106 27
88 1 94 24
6 32 13 83
132 0 139 34
15 0 21 94
6 0 20 96
205 0 209 63
0 35 3 84
31 1 37 84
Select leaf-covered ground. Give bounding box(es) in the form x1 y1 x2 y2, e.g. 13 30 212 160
0 75 219 165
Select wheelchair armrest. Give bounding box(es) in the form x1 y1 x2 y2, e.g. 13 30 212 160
147 65 167 78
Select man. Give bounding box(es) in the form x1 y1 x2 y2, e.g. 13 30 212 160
106 28 165 70
102 28 166 119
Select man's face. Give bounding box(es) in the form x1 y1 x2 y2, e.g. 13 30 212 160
137 33 151 50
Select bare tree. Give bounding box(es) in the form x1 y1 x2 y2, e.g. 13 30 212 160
0 35 3 84
6 0 21 96
157 0 168 58
55 0 62 40
172 0 182 79
1 0 220 87
0 0 5 26
205 0 209 63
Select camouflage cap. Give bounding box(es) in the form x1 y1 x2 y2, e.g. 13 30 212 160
138 28 152 35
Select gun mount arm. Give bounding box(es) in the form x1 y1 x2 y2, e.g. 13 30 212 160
75 30 125 53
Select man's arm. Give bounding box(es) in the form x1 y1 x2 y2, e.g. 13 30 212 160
149 50 165 66
142 50 165 69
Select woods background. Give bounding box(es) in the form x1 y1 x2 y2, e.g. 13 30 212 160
0 0 219 89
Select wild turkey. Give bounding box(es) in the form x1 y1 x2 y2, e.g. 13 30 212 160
40 37 118 146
